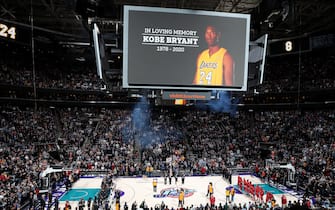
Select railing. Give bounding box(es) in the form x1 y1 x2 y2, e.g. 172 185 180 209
228 167 253 175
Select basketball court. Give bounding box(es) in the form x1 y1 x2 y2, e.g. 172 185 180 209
57 177 103 209
57 174 299 210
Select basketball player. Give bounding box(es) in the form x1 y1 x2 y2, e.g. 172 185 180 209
210 194 216 209
193 25 234 86
207 182 214 197
178 188 185 207
153 178 158 192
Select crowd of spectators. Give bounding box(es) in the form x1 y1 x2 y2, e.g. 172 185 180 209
1 35 335 210
259 51 335 93
1 105 334 209
1 50 335 95
0 64 105 91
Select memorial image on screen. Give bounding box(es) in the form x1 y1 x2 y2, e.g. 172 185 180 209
123 6 250 91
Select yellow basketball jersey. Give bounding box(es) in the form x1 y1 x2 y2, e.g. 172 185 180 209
179 191 184 201
195 48 227 85
209 184 213 193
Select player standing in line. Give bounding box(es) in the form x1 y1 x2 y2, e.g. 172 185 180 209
178 188 185 207
225 188 230 203
207 182 214 197
153 178 158 192
230 187 235 202
210 194 216 209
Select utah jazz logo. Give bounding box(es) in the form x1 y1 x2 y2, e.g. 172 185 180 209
153 187 195 198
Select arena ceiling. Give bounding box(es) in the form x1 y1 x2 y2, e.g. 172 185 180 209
1 0 335 45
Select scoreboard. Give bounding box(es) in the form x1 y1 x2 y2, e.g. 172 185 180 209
123 5 251 91
268 36 311 56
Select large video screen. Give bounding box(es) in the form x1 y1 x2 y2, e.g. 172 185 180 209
123 6 250 91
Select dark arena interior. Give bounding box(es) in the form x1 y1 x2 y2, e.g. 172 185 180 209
0 0 335 210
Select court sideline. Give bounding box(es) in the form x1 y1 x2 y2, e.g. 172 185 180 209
57 175 299 210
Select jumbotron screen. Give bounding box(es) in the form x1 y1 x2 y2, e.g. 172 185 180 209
123 6 250 91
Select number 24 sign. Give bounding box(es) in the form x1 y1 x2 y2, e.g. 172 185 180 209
0 23 16 39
